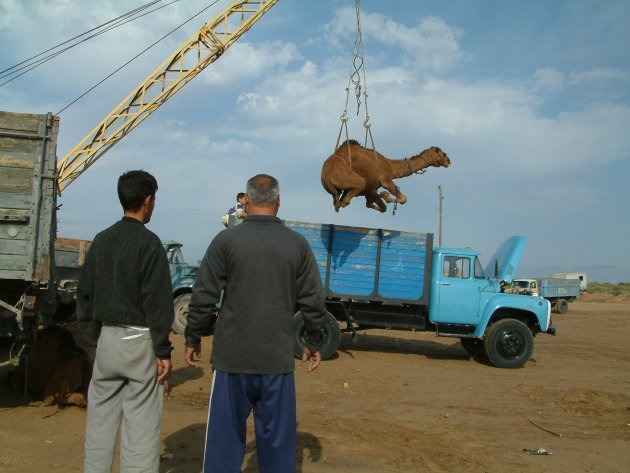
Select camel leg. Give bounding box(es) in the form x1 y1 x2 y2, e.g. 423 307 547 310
333 192 341 212
326 187 342 212
365 193 387 213
379 190 398 204
322 166 366 211
340 187 366 208
381 181 407 205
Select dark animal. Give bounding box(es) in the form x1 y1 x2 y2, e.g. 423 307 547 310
9 325 93 407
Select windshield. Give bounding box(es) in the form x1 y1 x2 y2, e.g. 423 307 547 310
474 257 485 279
513 280 529 288
165 246 184 264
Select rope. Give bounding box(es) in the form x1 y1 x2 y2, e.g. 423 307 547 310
334 0 377 167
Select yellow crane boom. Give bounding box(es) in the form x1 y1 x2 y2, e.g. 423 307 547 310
56 0 278 193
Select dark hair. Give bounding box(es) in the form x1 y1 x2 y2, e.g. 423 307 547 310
117 170 158 212
236 192 246 201
246 174 279 204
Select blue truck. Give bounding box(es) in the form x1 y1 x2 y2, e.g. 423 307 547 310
286 221 555 368
506 277 582 314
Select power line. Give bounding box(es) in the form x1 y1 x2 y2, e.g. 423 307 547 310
56 0 220 115
0 0 179 86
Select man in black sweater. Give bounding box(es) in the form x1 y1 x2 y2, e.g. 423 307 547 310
77 170 173 473
185 174 326 473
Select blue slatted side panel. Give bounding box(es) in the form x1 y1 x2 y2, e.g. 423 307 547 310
378 230 428 300
539 278 581 297
285 221 429 302
328 226 378 297
285 221 329 282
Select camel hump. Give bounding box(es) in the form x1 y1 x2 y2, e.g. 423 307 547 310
338 139 362 149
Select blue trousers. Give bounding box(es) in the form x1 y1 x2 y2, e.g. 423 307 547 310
203 370 296 473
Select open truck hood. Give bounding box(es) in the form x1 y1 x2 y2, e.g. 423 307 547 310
484 236 526 283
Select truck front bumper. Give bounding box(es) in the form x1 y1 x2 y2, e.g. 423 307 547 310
546 324 557 336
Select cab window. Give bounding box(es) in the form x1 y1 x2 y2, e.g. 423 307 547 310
443 256 471 279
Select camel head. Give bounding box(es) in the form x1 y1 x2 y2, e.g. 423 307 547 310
425 146 451 168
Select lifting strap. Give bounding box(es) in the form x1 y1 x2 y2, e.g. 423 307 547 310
334 0 377 164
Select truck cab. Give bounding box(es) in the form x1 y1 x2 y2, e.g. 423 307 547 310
429 237 554 368
508 278 538 296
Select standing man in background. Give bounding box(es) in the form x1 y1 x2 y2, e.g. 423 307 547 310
77 170 174 473
221 192 248 227
185 174 326 473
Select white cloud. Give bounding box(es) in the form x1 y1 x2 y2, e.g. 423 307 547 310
322 7 464 76
200 41 301 86
533 68 566 91
3 1 629 282
568 67 630 85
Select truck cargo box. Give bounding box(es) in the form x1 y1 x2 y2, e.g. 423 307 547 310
1 111 58 334
538 277 581 298
285 221 432 305
0 111 58 285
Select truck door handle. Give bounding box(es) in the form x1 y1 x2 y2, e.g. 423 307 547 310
439 282 451 286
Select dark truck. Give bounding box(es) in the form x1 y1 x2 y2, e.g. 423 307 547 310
287 221 555 368
0 111 58 341
162 240 199 334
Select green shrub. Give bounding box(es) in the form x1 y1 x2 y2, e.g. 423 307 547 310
588 282 630 296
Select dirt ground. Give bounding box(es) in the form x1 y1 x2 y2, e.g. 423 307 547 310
1 297 629 473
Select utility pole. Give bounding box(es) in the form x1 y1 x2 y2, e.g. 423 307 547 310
438 185 443 246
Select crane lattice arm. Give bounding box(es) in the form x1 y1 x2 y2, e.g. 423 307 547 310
56 0 278 193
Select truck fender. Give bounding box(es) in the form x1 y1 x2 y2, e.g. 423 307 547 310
474 294 551 338
171 276 196 294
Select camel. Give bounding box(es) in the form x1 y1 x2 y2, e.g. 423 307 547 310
8 325 93 407
321 140 451 212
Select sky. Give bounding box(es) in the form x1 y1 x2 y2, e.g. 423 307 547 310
1 0 629 283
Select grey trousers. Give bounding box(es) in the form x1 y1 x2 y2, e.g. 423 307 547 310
84 326 164 473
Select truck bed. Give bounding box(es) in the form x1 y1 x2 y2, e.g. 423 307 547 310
538 277 581 298
285 221 433 305
0 111 58 284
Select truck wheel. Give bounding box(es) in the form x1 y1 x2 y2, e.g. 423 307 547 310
483 319 534 369
460 338 485 358
172 293 192 335
556 298 569 314
294 311 341 361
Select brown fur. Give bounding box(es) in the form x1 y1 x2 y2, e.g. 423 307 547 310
9 326 93 407
321 140 451 212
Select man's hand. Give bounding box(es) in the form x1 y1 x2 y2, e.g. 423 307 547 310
302 347 322 372
185 345 202 368
157 358 172 384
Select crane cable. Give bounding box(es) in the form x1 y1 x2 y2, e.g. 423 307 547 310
333 0 377 166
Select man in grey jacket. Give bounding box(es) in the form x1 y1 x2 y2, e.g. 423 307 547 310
185 174 326 473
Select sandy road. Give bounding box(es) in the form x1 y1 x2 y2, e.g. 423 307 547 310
1 299 629 472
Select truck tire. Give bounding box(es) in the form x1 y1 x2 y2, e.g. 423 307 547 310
294 310 341 361
556 298 569 314
460 338 485 358
172 293 192 335
483 319 534 369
